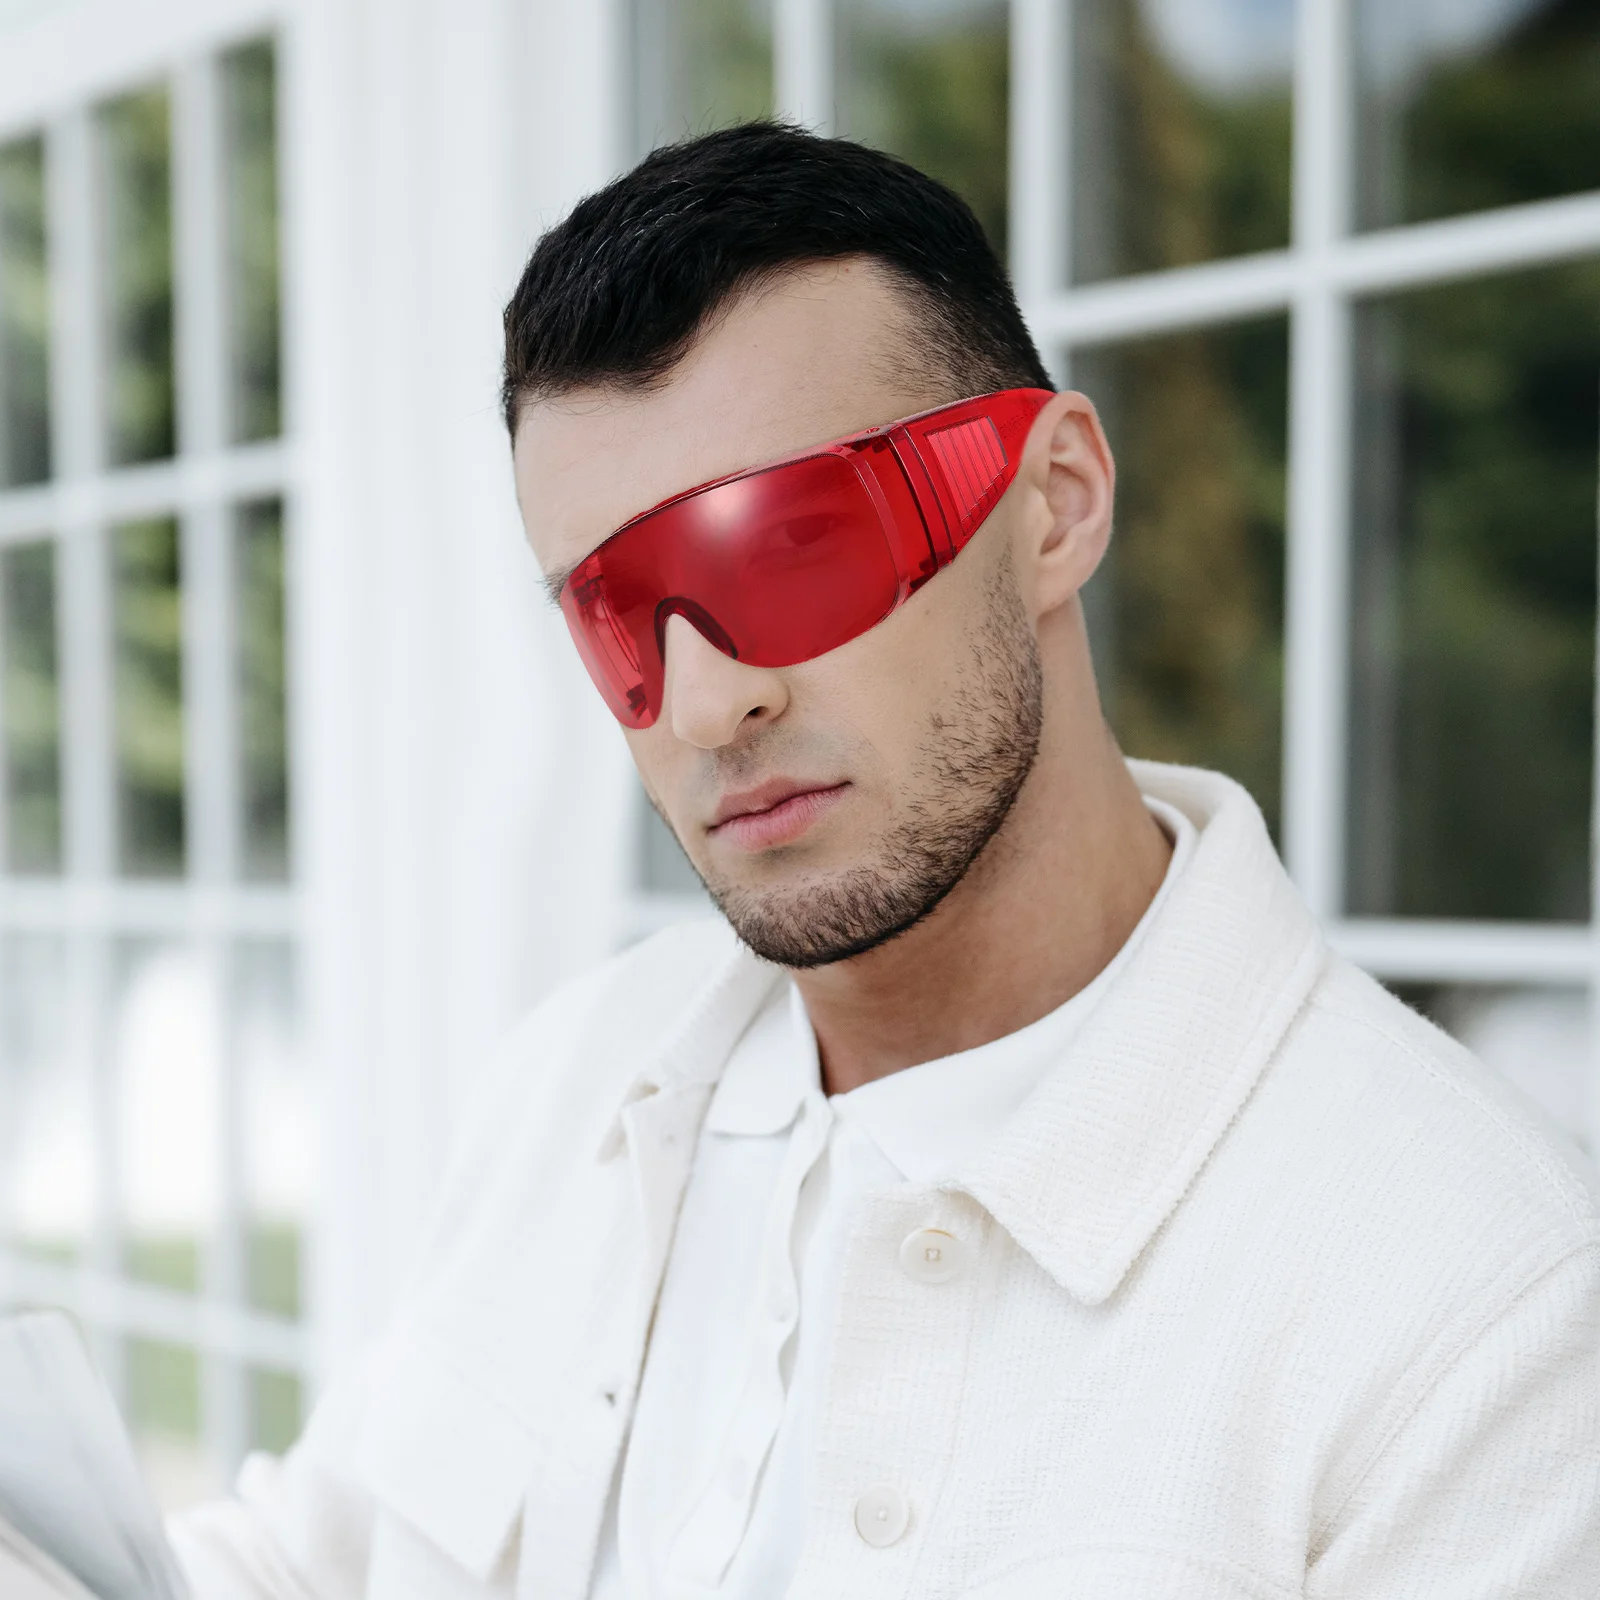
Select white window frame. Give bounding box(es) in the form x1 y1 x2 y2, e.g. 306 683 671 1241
748 0 1600 1149
0 0 644 1447
0 1 301 1486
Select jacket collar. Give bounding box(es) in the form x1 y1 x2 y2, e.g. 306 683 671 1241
956 761 1326 1305
599 761 1326 1310
357 763 1323 1584
593 927 785 1162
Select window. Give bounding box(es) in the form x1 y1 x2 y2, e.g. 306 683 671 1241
0 34 300 1505
626 0 1600 1153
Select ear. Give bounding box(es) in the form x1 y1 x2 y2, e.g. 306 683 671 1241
1010 390 1115 619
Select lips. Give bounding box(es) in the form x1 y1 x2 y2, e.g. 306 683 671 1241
708 780 849 851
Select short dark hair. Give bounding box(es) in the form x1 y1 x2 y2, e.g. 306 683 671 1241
500 122 1052 434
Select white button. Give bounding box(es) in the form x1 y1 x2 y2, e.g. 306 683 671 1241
898 1227 965 1285
854 1483 910 1547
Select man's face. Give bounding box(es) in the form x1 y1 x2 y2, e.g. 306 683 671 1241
513 259 1049 967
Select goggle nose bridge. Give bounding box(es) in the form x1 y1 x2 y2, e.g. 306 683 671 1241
654 595 740 664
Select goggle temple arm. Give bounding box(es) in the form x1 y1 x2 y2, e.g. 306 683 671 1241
890 388 1054 565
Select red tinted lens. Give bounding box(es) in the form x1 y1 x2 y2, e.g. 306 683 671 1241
560 572 652 726
562 452 902 727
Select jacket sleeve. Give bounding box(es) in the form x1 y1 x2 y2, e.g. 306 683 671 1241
1308 1244 1600 1599
167 1372 377 1599
165 955 633 1599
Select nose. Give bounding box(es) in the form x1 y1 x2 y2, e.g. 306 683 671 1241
662 613 787 748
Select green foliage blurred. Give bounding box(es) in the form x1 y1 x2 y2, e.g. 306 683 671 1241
1079 319 1288 839
100 88 176 467
237 500 289 880
1 541 61 872
0 136 50 487
113 516 186 875
1072 0 1292 283
126 1336 200 1442
223 40 283 444
1348 264 1600 920
249 1366 302 1454
126 1235 201 1295
634 0 773 150
1063 3 1293 836
838 0 1009 256
1357 0 1600 229
248 1220 300 1319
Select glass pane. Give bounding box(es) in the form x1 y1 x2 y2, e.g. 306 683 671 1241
1346 264 1600 921
633 0 773 152
1391 984 1590 1151
1 540 61 871
221 39 282 444
0 935 87 1262
112 940 221 1293
836 0 1009 256
236 499 288 880
113 516 185 876
1070 0 1294 285
236 940 304 1318
125 1336 217 1509
1355 0 1600 232
0 135 51 487
1075 315 1288 835
98 85 175 467
248 1366 303 1454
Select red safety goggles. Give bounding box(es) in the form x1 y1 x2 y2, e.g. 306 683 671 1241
558 386 1053 728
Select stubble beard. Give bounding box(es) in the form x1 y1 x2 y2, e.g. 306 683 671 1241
705 558 1045 969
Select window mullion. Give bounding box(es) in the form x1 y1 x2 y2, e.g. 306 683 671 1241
174 49 251 1478
1590 380 1600 1155
774 0 834 134
174 53 238 887
1283 0 1354 919
1009 0 1067 315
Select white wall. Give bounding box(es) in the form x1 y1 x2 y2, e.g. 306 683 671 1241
286 0 639 1368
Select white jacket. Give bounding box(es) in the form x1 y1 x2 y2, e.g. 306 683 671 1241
173 762 1600 1599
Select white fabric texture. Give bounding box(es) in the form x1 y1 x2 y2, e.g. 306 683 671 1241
591 799 1195 1600
169 762 1600 1600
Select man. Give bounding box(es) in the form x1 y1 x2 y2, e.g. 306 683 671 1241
174 124 1598 1597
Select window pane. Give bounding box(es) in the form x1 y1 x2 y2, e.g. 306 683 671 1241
98 86 175 467
0 935 87 1262
1346 264 1600 921
248 1365 303 1454
1070 0 1294 285
236 940 304 1318
1355 0 1600 232
633 0 773 152
112 940 220 1293
836 0 1008 256
113 516 185 876
221 40 282 444
236 499 288 880
1390 984 1590 1151
1074 316 1288 835
125 1335 216 1509
0 135 51 487
1 540 61 872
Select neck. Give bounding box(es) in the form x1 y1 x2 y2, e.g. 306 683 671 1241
792 620 1171 1096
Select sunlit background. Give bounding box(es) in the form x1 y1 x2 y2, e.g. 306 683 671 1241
0 0 1597 1509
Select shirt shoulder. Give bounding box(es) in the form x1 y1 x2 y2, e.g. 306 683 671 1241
1243 954 1600 1308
